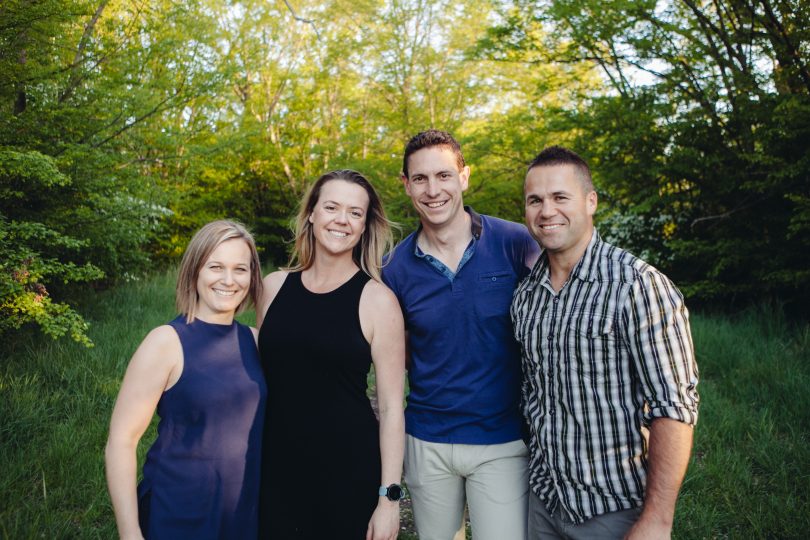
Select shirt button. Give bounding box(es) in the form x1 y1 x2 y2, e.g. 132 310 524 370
553 297 559 303
547 334 553 341
491 276 497 282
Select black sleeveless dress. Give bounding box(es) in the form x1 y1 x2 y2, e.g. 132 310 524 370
258 270 381 539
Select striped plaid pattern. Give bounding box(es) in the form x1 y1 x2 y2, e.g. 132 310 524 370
510 231 699 524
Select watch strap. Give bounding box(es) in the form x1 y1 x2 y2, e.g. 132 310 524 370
378 483 404 501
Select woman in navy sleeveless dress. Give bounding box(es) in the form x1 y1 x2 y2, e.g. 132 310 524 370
256 170 406 539
106 220 266 539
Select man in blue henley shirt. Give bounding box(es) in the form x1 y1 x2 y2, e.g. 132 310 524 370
382 130 539 540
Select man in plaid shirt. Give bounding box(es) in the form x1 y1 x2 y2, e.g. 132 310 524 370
511 146 699 539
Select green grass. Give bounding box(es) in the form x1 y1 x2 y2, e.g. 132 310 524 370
1 274 809 538
1 271 177 539
677 309 810 538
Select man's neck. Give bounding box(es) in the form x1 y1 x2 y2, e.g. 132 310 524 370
418 210 471 251
417 210 472 272
546 228 594 293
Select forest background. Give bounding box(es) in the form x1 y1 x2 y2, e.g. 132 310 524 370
2 0 808 343
1 0 809 537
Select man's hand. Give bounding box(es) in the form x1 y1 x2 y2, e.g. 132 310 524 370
626 418 693 540
624 513 672 540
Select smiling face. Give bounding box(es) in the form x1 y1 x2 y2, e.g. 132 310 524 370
195 238 253 324
402 145 470 231
309 179 369 258
524 163 597 263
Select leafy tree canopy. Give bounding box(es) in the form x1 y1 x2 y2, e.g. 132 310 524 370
1 0 808 344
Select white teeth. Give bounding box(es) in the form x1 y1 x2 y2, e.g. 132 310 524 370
328 230 348 237
426 201 447 208
541 224 562 230
213 289 237 296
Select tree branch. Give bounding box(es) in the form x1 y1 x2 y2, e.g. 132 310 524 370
60 0 109 103
759 0 810 93
283 0 321 40
691 200 754 228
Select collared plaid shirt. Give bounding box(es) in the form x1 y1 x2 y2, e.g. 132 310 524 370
510 230 699 524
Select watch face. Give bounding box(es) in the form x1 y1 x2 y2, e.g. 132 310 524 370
386 484 403 501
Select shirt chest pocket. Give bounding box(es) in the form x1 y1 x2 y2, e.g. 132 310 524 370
473 270 517 319
565 315 619 383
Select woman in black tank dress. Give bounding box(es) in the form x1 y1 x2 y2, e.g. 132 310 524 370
257 170 406 539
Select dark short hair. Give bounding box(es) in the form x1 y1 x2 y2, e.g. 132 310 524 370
402 129 465 179
527 146 594 192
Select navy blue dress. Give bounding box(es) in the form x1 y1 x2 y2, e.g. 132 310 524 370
137 316 267 539
258 271 381 539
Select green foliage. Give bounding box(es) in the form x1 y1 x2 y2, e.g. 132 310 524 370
0 0 192 344
0 149 103 346
2 0 808 349
479 0 810 309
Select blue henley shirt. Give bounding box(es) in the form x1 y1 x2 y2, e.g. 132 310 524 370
382 207 539 444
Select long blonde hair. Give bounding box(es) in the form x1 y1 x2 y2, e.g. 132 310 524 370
286 170 394 281
176 220 263 322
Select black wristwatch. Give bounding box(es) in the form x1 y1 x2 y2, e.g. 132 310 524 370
378 483 405 502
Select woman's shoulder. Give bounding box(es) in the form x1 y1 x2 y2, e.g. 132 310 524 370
142 324 181 348
359 279 405 344
129 324 182 372
257 270 291 328
262 269 290 295
360 278 400 312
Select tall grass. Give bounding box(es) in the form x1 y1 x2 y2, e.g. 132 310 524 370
1 274 808 538
1 271 176 539
678 308 810 538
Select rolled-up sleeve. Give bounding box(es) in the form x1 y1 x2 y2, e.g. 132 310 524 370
624 269 700 427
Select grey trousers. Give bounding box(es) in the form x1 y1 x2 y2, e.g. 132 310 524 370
528 490 642 539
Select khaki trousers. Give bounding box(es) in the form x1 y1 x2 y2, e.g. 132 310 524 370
404 435 529 540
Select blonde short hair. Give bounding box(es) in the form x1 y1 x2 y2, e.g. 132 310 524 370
286 170 394 282
176 220 263 322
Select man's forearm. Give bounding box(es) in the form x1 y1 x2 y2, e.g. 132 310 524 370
627 417 693 539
